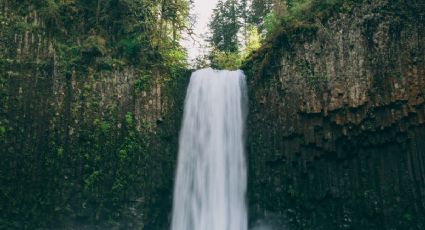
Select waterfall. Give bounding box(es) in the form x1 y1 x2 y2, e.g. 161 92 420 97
171 68 248 230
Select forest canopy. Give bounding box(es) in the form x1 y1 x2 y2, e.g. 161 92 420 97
2 0 193 76
205 0 359 70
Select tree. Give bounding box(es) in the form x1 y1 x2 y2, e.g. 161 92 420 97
1 0 193 227
209 0 241 53
249 0 273 27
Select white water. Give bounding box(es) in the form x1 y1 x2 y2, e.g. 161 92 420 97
171 68 248 230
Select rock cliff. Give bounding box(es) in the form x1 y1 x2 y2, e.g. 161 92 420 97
243 1 425 229
0 1 188 228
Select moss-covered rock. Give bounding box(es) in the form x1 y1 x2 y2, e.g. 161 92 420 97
0 0 191 229
243 0 425 229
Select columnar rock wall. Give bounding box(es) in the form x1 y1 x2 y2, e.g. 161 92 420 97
244 1 425 229
0 2 188 228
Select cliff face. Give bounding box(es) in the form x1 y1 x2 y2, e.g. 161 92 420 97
244 1 425 229
3 0 425 229
0 2 188 228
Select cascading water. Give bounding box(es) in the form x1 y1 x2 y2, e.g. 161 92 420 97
171 68 248 230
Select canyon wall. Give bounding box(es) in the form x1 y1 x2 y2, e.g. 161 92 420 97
3 0 425 229
0 1 188 228
243 1 425 229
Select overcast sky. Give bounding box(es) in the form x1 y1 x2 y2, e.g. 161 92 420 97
181 0 219 63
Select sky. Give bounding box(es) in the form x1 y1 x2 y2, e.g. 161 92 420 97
181 0 219 63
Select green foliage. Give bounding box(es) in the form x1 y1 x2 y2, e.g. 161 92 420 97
209 0 241 53
263 12 278 35
208 0 265 69
117 37 142 60
193 54 210 69
0 0 192 228
38 0 60 20
209 49 243 70
0 125 5 137
160 43 189 79
249 0 273 27
5 0 191 72
241 0 360 84
209 24 259 70
280 0 357 30
54 42 82 74
237 0 358 42
242 25 261 58
82 35 107 58
135 70 153 92
97 57 126 71
207 0 355 69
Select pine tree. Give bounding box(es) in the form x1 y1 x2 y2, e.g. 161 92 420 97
249 0 273 27
209 0 241 53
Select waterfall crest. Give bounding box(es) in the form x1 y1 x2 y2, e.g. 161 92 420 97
171 68 248 230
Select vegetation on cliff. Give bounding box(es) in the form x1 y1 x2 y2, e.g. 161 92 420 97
242 0 425 229
205 0 361 70
0 0 191 228
1 0 424 229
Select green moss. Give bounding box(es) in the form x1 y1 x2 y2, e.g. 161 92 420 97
117 38 143 59
242 0 360 79
82 35 107 58
135 70 153 93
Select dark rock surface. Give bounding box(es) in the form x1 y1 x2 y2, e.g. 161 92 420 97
0 1 189 228
243 1 425 229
